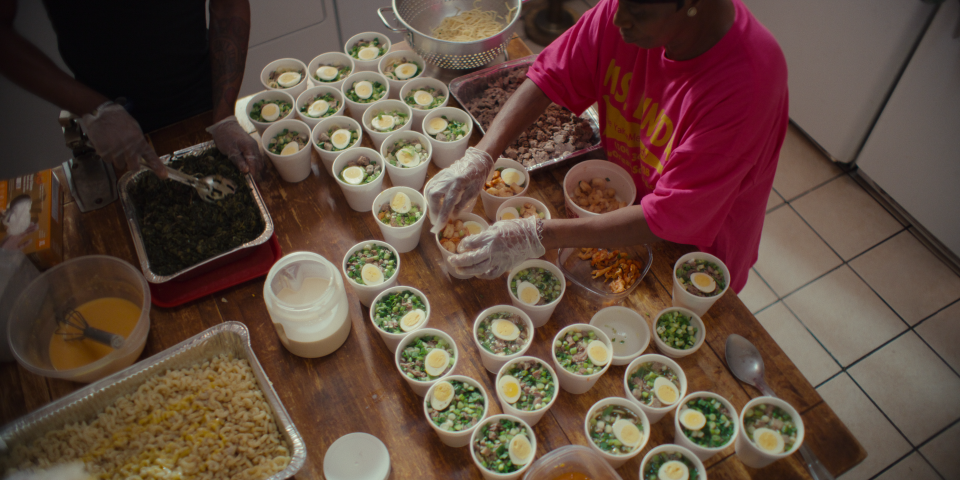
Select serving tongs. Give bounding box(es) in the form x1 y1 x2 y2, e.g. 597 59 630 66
139 158 238 203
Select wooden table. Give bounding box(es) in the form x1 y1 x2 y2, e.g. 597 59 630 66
0 36 865 479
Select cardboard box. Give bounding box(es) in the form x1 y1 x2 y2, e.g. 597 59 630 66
0 170 63 269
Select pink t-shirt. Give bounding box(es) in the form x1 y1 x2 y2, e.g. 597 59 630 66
527 0 788 292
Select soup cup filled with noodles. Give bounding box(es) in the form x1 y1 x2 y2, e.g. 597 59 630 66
400 77 449 135
434 212 489 280
423 107 472 168
372 186 429 253
261 119 313 183
480 158 530 221
246 90 295 135
496 196 550 223
380 130 432 190
379 50 426 99
563 160 637 218
361 99 413 151
261 58 309 98
345 32 391 72
341 71 390 122
295 86 345 129
312 116 363 177
307 51 354 91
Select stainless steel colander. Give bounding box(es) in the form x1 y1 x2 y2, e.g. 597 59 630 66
378 0 523 70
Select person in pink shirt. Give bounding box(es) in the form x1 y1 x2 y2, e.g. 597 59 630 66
425 0 788 293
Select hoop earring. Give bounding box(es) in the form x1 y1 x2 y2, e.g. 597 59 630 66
687 6 697 16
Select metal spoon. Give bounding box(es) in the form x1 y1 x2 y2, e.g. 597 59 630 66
725 334 834 480
139 158 238 203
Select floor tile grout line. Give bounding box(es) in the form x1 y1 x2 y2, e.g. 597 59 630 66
777 301 845 371
777 169 846 204
842 227 909 265
784 203 846 265
845 372 917 448
865 450 920 480
913 416 960 451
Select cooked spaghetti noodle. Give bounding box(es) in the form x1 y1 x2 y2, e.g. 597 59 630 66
432 1 517 41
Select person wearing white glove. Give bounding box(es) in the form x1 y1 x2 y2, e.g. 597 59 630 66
426 147 495 234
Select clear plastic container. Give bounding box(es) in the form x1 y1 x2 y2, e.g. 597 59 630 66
556 244 652 304
263 251 351 358
522 445 623 480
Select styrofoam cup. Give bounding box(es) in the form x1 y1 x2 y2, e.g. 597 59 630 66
341 240 400 307
651 306 706 358
261 58 309 98
312 116 363 177
344 32 391 72
584 397 651 469
423 374 488 447
381 130 432 190
372 186 428 253
369 285 431 352
245 90 296 135
473 305 534 373
423 107 472 168
673 391 740 461
342 71 391 122
671 251 731 317
588 306 650 366
639 445 707 480
295 85 346 128
469 414 536 479
495 356 559 426
435 212 489 280
397 328 459 397
306 51 355 91
735 396 805 468
480 158 530 221
425 175 478 228
562 160 637 218
332 148 386 212
261 119 313 183
399 77 450 134
550 324 613 394
495 196 551 222
378 50 426 99
362 99 413 151
623 354 688 424
506 259 566 328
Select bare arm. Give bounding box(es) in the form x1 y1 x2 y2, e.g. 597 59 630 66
541 205 662 249
208 0 250 122
474 78 553 158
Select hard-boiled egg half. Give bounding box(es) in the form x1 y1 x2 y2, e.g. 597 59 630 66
500 168 525 187
586 340 610 367
371 114 396 131
389 191 412 214
424 348 450 377
396 146 421 167
277 71 302 88
280 141 300 156
752 428 785 454
316 65 340 81
331 129 353 150
425 117 448 135
394 63 419 80
653 377 680 406
612 418 643 448
354 81 374 99
500 209 519 220
491 319 520 341
342 165 367 185
463 221 483 236
689 272 717 294
508 434 534 466
430 380 455 410
657 460 689 480
515 281 540 306
358 46 381 60
498 374 522 404
307 99 330 117
679 408 707 431
260 103 281 122
399 309 426 332
360 263 384 285
414 90 434 107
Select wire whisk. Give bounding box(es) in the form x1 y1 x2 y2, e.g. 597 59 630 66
55 309 125 349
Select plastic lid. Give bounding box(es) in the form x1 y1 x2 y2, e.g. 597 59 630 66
323 433 391 480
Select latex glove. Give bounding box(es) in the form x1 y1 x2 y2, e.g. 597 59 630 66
448 216 545 279
79 102 166 178
425 147 494 234
206 116 264 179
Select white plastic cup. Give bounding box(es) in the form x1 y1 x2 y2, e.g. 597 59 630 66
506 259 566 328
639 445 707 480
341 240 400 307
480 158 530 221
380 130 432 190
423 374 488 447
623 354 688 424
671 251 731 317
245 90 296 135
342 71 391 122
562 160 637 218
372 186 428 253
588 306 650 366
735 396 805 468
399 77 450 135
306 51 355 91
369 285 431 353
362 99 414 151
469 414 537 479
261 119 313 183
312 116 363 177
332 148 387 212
423 107 472 168
673 391 740 461
472 305 535 374
295 85 346 129
378 50 426 99
435 212 489 280
261 58 309 98
398 328 460 397
424 175 479 227
344 32 392 72
583 397 651 469
495 196 551 222
550 324 613 394
495 356 560 426
651 306 706 359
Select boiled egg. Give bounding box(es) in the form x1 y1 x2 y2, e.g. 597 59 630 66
316 65 340 81
260 103 280 122
354 81 374 99
424 348 450 377
280 142 300 156
612 418 643 448
491 319 520 341
679 409 707 431
414 90 434 107
331 129 353 150
430 380 455 410
426 117 448 135
307 100 330 117
690 272 716 294
498 374 522 404
277 71 302 88
358 46 380 60
360 263 384 285
390 191 412 214
463 221 483 235
752 428 785 454
395 146 420 167
399 309 426 332
653 377 680 406
500 209 519 220
515 281 541 305
508 434 534 466
657 460 689 480
586 340 610 366
394 63 419 80
341 165 366 185
500 168 525 186
371 114 396 131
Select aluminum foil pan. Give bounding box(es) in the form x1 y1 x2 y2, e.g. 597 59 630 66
0 321 306 480
118 141 274 284
448 55 603 172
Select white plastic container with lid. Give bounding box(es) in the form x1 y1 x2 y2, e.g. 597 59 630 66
263 251 351 358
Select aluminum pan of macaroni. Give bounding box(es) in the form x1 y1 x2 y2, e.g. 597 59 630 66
0 321 306 479
447 54 603 172
118 140 275 284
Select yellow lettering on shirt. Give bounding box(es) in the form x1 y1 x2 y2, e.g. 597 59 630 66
604 59 620 96
604 96 666 174
616 72 632 103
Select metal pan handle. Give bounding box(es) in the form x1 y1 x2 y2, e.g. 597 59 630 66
378 7 407 33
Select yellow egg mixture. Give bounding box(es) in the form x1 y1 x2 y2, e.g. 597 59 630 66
49 297 140 371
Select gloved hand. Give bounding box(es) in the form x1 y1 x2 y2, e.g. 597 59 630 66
206 116 264 179
79 102 166 178
425 147 495 234
448 216 545 279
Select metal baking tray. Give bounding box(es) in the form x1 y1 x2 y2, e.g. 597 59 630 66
556 245 653 302
118 141 274 284
0 322 306 480
448 54 603 172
